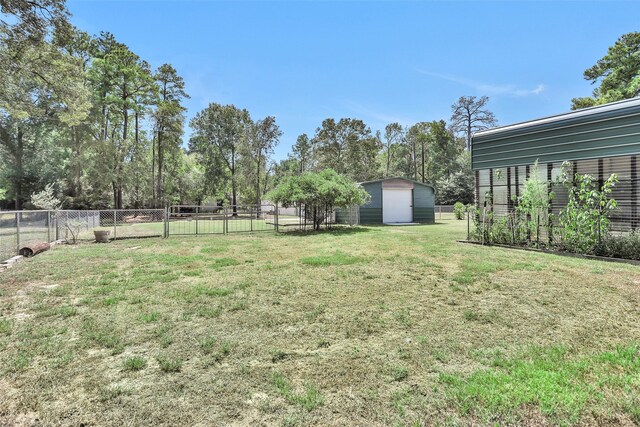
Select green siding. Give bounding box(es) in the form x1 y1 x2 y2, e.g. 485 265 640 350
472 101 640 170
361 182 382 208
334 208 348 224
413 207 434 223
359 208 382 224
412 184 435 223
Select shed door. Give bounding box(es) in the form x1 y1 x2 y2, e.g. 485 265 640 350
383 188 413 223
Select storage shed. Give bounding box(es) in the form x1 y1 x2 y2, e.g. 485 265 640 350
337 178 435 225
471 97 640 230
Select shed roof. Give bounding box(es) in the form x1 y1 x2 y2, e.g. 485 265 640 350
471 97 640 170
473 97 640 140
359 177 435 190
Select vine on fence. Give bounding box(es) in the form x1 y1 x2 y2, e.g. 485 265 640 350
558 162 618 253
469 160 637 260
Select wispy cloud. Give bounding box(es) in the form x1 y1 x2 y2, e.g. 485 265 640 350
417 70 545 97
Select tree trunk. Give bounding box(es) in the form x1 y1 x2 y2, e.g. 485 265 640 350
156 126 164 206
15 126 24 210
411 137 417 180
73 126 82 198
151 134 156 205
421 138 425 183
231 148 237 216
112 181 118 209
256 152 261 215
386 145 391 177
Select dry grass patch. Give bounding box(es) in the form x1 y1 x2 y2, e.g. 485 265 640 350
0 221 639 426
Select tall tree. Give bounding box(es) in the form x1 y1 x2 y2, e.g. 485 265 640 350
571 32 640 110
189 103 252 214
88 37 155 208
152 63 188 206
0 23 90 208
292 133 312 173
248 116 281 207
312 118 379 181
0 0 69 43
381 122 404 177
406 122 430 182
450 95 497 151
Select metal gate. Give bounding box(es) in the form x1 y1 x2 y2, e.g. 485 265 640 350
167 205 277 236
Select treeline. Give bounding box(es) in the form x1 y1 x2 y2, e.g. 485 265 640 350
1 19 199 210
0 0 486 210
273 119 474 205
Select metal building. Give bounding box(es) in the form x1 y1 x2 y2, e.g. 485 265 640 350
471 98 640 230
337 177 435 225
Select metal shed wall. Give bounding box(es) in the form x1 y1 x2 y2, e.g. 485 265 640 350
472 99 640 171
471 98 640 232
335 179 435 225
359 181 383 224
412 184 435 223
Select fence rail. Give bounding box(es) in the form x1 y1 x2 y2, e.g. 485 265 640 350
0 203 368 261
0 209 166 262
435 205 456 221
167 205 277 236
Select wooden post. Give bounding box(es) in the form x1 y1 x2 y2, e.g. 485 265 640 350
113 210 117 240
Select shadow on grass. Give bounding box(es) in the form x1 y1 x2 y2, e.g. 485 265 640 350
278 226 374 237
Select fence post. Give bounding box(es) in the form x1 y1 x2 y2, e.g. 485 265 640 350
55 211 59 241
47 210 51 243
195 206 199 236
113 210 117 240
250 206 254 232
275 204 279 232
16 212 20 254
164 207 168 238
467 210 470 241
223 207 228 234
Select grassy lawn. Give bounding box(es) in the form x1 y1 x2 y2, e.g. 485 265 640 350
0 221 639 426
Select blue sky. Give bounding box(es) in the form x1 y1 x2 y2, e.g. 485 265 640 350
68 0 640 160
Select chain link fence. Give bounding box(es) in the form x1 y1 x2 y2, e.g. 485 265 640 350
55 209 166 243
0 209 166 261
0 210 54 262
167 205 276 235
435 205 456 220
0 204 363 262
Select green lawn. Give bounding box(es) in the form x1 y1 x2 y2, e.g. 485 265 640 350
0 221 639 426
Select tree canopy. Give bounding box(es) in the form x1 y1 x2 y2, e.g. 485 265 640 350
571 31 640 109
266 169 369 230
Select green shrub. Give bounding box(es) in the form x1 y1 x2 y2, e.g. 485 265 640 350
558 164 618 253
266 169 370 231
594 232 640 260
514 161 554 247
453 202 466 220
